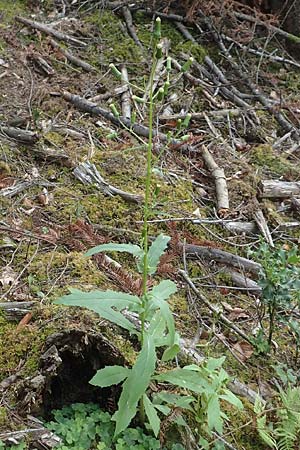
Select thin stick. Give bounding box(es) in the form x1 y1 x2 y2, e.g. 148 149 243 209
16 16 87 47
179 270 253 344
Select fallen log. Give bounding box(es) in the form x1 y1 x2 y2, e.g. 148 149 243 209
259 180 300 198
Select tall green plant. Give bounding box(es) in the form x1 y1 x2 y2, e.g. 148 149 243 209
55 18 242 441
251 242 300 352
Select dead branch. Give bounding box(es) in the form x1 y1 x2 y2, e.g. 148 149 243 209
224 269 261 295
179 269 253 344
223 221 258 235
259 180 300 198
122 6 143 47
62 91 168 142
175 21 196 42
253 208 274 247
73 161 143 204
0 125 38 144
120 65 131 119
160 108 244 121
0 302 36 321
201 145 229 213
291 197 300 216
183 243 261 274
200 11 300 136
232 11 300 45
16 16 86 47
49 39 96 72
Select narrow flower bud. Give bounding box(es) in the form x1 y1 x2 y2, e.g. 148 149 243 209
163 81 170 95
155 87 164 101
176 119 182 130
180 57 194 73
166 56 172 72
132 95 145 104
109 103 120 117
153 17 161 40
182 113 192 128
109 63 122 79
155 43 163 59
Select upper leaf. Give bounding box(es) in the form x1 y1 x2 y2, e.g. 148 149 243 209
143 394 161 437
112 333 157 436
55 289 140 333
90 366 130 387
153 368 210 394
85 243 144 259
147 234 171 275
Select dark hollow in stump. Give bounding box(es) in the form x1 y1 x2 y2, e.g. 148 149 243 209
17 329 126 418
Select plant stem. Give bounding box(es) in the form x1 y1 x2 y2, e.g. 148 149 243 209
140 54 157 345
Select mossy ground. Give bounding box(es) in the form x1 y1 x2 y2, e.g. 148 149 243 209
0 2 300 449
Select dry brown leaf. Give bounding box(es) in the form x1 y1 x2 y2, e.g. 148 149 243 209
228 308 249 321
16 312 32 332
232 341 254 362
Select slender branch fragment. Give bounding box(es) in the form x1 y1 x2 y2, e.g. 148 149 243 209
122 6 143 47
201 145 229 213
232 11 300 44
16 16 86 47
179 269 253 344
183 243 261 274
0 125 38 144
120 65 131 119
62 91 168 142
259 180 300 198
73 161 143 204
49 39 96 72
253 208 274 247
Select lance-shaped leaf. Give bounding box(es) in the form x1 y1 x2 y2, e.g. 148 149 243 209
143 394 160 437
153 368 211 394
85 243 144 260
147 234 171 275
55 289 141 333
90 366 130 387
161 332 180 362
112 333 156 436
149 280 177 343
153 391 195 411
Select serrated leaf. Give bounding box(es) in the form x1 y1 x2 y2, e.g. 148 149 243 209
90 366 130 387
220 390 243 409
161 332 180 361
206 356 226 372
153 391 195 411
207 394 222 434
143 394 160 437
112 333 156 436
85 243 143 259
149 280 177 343
150 279 177 301
153 404 171 415
147 234 170 275
147 311 168 347
153 368 209 393
55 289 140 333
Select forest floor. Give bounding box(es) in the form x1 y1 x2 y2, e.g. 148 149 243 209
0 1 300 449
